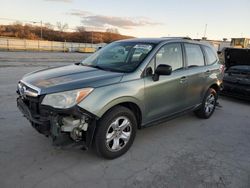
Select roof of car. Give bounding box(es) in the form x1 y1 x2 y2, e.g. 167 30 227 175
118 37 193 44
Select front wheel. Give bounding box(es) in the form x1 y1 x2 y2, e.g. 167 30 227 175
194 88 217 119
94 106 137 159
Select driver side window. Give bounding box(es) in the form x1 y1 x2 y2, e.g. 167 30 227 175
155 43 183 71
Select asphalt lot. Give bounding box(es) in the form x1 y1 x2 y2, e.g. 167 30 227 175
0 51 250 188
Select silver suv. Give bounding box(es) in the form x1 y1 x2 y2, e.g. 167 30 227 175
17 38 224 159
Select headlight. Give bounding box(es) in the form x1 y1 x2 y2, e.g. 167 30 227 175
42 88 93 109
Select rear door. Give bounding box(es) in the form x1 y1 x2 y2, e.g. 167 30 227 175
184 43 207 106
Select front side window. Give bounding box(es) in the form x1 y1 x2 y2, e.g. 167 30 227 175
155 43 183 71
204 46 217 65
81 42 154 73
184 44 205 67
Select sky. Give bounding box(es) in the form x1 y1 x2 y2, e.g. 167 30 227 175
1 0 250 40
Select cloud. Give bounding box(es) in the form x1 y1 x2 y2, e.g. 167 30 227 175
82 16 160 29
69 9 91 17
44 0 73 3
69 9 161 29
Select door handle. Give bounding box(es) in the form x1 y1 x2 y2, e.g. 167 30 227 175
180 76 187 83
204 70 211 77
205 70 211 74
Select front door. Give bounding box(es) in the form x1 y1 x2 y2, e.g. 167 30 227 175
144 43 188 123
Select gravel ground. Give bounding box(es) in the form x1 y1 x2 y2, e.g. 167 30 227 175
0 51 250 188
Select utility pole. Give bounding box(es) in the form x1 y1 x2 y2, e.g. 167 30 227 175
32 20 43 40
91 30 93 47
203 24 207 39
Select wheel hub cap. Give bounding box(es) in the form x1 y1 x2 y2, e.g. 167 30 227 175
205 94 215 115
105 116 132 152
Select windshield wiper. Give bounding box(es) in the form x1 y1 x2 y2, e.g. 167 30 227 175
82 64 113 71
81 64 125 73
88 65 107 70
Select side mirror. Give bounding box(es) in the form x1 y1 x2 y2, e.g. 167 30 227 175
97 46 102 51
153 64 172 81
217 51 222 55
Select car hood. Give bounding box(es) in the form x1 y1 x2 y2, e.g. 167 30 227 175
224 48 250 69
21 64 124 94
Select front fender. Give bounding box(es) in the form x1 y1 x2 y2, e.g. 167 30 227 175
98 96 143 117
77 79 145 119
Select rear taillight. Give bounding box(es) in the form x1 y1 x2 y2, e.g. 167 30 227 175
219 64 225 74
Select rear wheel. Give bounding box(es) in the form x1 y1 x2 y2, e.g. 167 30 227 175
94 106 137 159
194 88 217 119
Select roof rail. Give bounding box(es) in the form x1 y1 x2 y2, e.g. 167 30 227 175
161 37 192 40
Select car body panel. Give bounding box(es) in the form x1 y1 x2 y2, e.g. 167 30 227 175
143 69 189 122
21 64 124 94
186 64 222 103
78 78 145 119
222 65 250 100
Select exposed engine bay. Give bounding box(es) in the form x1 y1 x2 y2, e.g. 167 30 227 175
17 92 97 148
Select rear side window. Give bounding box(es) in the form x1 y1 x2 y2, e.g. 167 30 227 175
204 46 217 65
184 44 205 67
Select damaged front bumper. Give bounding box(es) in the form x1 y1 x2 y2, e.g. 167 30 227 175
17 96 97 148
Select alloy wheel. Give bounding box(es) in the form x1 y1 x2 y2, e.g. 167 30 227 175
105 116 132 152
205 94 216 115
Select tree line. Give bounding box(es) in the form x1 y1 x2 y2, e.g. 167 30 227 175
0 23 133 43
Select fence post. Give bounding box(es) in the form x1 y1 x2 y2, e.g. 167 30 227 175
64 40 66 53
24 39 26 51
7 39 9 51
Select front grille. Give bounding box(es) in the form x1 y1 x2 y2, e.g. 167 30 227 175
17 82 43 116
22 96 40 116
17 81 39 97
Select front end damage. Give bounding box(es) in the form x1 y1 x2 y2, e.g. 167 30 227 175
17 93 97 149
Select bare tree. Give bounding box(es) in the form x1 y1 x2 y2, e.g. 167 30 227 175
44 22 54 30
13 21 23 26
56 22 68 32
76 26 86 33
106 28 119 34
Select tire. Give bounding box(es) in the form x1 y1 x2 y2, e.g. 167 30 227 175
194 88 217 119
94 106 137 159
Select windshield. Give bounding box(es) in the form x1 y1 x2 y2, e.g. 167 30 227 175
81 42 154 73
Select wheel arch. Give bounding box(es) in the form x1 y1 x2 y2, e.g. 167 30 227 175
98 98 143 129
209 83 220 93
116 102 142 129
